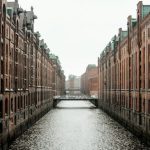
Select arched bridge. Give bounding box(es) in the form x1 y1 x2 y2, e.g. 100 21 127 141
53 95 98 108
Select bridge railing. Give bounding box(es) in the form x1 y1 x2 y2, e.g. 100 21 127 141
53 95 98 108
53 95 98 100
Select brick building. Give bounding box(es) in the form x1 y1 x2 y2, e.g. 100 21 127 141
98 1 150 143
50 54 65 96
81 64 98 97
66 75 81 95
0 0 65 148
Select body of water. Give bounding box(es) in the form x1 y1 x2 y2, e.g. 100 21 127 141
9 101 150 150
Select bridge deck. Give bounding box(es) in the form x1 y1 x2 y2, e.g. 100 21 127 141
54 98 97 101
53 95 98 108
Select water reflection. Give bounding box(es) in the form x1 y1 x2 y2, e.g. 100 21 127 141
9 101 150 150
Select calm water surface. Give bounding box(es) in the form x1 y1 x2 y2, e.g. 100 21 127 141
9 101 150 150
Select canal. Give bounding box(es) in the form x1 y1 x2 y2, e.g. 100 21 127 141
9 101 150 150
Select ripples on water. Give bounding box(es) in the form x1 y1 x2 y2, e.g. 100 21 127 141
9 101 150 150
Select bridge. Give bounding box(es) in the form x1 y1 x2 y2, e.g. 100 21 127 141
65 88 81 91
65 88 81 95
53 95 98 108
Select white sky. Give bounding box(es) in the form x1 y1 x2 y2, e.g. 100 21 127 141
8 0 150 78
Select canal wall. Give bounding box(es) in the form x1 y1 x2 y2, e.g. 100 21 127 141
0 101 53 150
98 101 150 146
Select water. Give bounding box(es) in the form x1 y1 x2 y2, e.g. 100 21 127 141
9 101 150 150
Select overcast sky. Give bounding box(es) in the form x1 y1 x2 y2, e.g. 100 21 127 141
9 0 150 78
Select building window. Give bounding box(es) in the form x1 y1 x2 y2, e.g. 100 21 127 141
148 28 150 38
15 64 18 77
9 64 11 74
24 55 26 66
26 96 28 106
6 61 8 74
1 79 4 93
139 115 142 125
0 101 2 118
14 97 17 112
16 34 18 47
6 28 9 37
15 79 17 92
24 96 26 108
11 98 13 112
21 96 23 109
3 4 6 16
143 99 145 113
5 98 8 115
18 97 20 109
31 46 33 55
6 78 8 88
1 43 4 56
29 93 31 106
0 122 2 133
148 100 150 114
6 44 8 57
15 50 18 62
24 43 27 54
2 25 4 37
17 21 19 33
11 33 14 42
148 44 150 89
143 32 145 43
1 60 4 75
149 120 150 131
14 116 17 125
143 47 145 89
9 48 12 56
135 98 137 111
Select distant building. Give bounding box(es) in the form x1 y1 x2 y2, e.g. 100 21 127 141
81 64 98 97
66 75 81 95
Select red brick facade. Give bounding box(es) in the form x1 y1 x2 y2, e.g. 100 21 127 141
98 1 150 142
0 0 65 147
81 64 98 97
